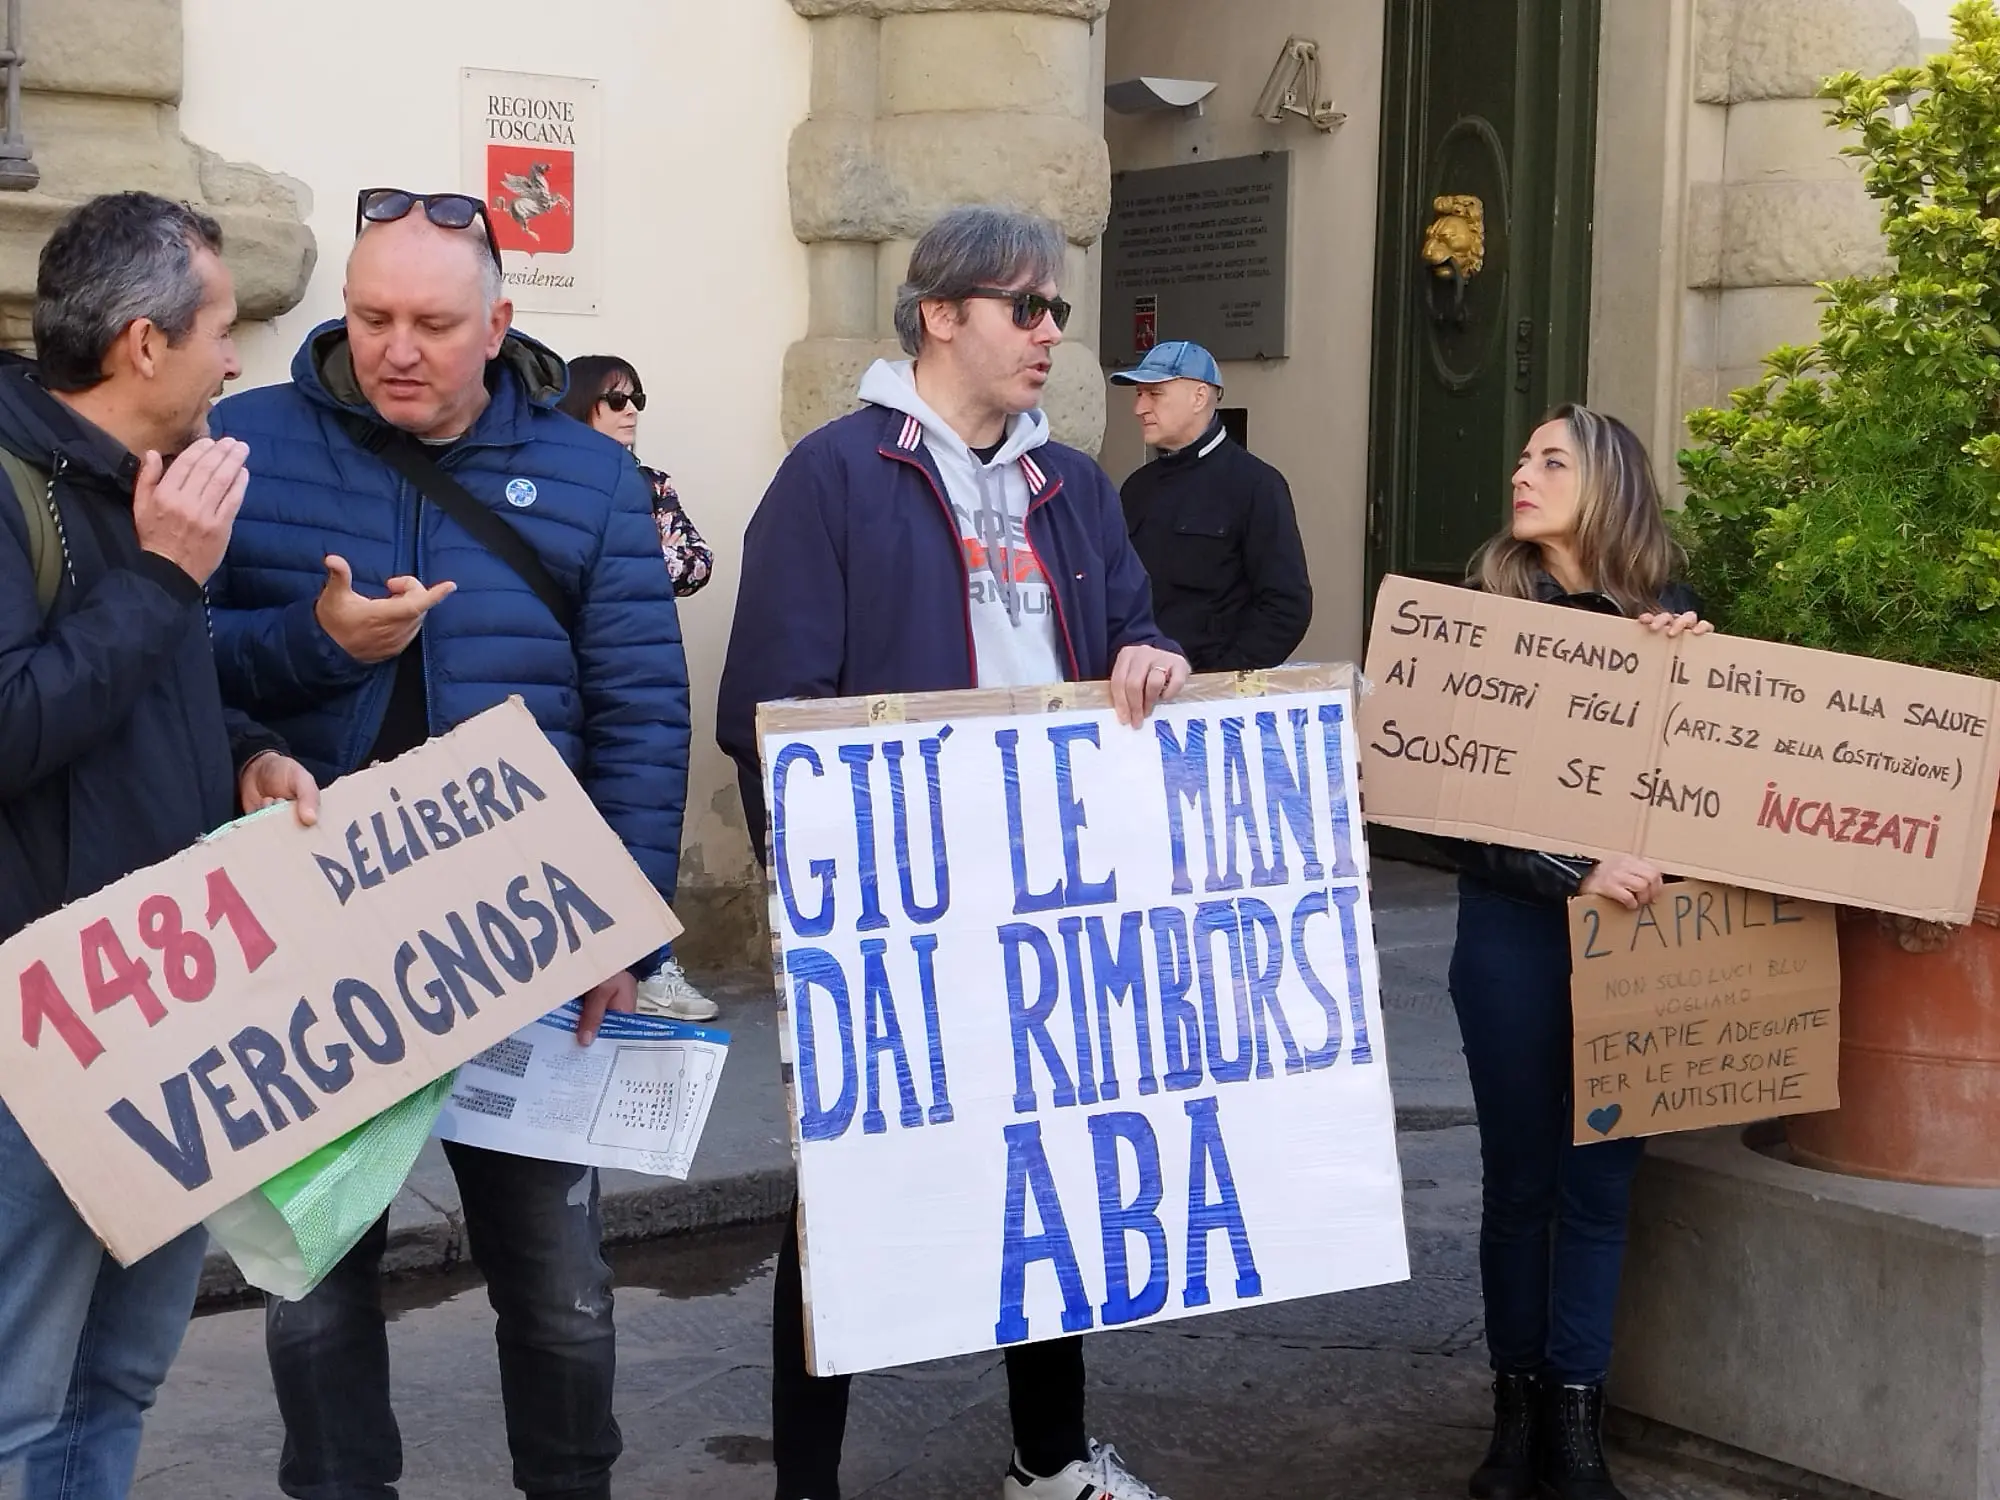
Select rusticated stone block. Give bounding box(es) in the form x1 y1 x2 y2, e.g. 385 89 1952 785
0 92 315 340
790 112 1109 246
783 335 1104 453
882 113 1108 242
1713 285 1825 371
794 0 1109 20
1064 240 1099 347
810 12 878 118
1722 98 1858 185
1678 364 1722 421
1719 178 1886 286
879 12 1093 119
1692 0 1735 106
789 115 898 243
194 148 318 322
25 95 201 201
808 241 880 338
787 0 1109 465
1697 0 1917 105
1684 182 1724 290
1680 287 1720 373
23 0 180 102
875 237 918 342
1038 337 1106 453
782 335 904 447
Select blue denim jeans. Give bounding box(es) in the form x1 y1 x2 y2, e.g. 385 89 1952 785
264 1141 620 1500
1449 878 1646 1384
0 1098 206 1499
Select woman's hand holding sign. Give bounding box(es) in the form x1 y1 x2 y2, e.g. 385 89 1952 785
1636 610 1713 638
1109 644 1190 728
1579 853 1666 910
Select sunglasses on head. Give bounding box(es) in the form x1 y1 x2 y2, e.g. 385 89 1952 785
962 287 1072 333
598 390 646 413
355 189 505 272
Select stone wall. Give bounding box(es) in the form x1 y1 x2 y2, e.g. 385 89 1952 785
781 0 1111 454
677 0 1117 972
5 0 312 348
1679 0 1915 413
1588 0 1917 480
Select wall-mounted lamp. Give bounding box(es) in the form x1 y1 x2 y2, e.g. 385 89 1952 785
1105 76 1219 118
1253 37 1345 132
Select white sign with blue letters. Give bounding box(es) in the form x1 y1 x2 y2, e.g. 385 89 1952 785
759 667 1409 1376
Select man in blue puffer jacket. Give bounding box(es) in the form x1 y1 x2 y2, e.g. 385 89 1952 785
207 190 688 1500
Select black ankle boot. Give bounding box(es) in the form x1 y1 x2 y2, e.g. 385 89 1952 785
1538 1382 1626 1500
1468 1370 1541 1499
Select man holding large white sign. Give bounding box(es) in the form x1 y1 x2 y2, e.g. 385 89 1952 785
754 673 1409 1352
720 204 1407 1500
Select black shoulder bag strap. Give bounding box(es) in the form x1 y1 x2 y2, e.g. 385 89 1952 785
340 413 576 635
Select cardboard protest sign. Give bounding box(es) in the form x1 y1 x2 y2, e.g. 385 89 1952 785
1569 881 1839 1143
0 700 678 1264
759 666 1410 1377
1359 576 2000 923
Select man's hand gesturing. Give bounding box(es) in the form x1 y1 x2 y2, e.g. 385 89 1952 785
315 554 456 663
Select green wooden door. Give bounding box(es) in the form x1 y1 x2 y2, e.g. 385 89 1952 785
1366 0 1600 594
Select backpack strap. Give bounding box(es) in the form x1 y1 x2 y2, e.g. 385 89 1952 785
0 444 58 616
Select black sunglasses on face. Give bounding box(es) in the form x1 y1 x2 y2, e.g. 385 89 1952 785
599 390 646 413
962 287 1073 333
355 189 505 272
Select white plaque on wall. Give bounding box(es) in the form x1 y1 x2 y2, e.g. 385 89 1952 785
460 68 600 316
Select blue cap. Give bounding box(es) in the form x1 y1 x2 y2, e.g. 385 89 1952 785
1110 339 1223 388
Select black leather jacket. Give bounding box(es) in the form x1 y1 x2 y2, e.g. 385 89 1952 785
1433 574 1700 908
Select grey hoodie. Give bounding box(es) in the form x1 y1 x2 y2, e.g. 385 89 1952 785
857 359 1065 688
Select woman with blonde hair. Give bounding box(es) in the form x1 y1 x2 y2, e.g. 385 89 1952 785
1440 404 1707 1500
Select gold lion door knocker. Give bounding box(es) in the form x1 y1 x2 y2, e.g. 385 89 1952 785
1422 194 1485 327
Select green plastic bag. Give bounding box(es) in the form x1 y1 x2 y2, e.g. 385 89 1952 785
205 1072 458 1300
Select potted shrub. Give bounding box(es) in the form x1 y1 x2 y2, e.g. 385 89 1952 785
1677 0 2000 1183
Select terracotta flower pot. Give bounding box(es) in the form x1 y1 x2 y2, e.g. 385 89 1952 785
1787 810 2000 1186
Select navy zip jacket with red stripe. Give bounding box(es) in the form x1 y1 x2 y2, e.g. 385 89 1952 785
717 403 1179 862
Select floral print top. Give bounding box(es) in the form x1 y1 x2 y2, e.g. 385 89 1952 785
641 462 713 597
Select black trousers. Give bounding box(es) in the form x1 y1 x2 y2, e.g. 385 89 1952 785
266 1143 620 1500
772 1206 1088 1499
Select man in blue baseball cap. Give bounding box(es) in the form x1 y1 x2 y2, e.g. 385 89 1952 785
1111 340 1312 671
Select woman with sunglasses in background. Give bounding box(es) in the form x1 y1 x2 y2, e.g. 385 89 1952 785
559 355 717 1022
560 356 714 597
1434 405 1708 1500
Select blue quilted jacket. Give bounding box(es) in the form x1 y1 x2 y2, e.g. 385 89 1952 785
208 322 690 904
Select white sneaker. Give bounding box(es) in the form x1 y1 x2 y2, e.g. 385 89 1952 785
634 958 719 1021
1003 1440 1170 1500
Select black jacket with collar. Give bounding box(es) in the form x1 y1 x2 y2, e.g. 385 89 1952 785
0 355 283 943
1434 573 1701 907
1119 417 1312 671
